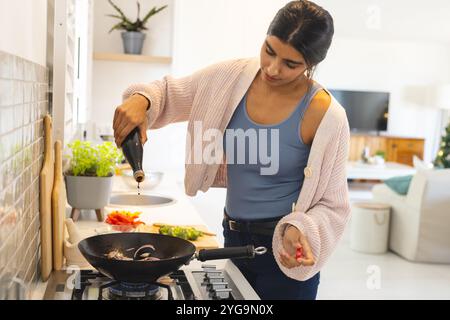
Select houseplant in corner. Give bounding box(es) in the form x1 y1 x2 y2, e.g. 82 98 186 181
107 0 168 55
65 140 123 221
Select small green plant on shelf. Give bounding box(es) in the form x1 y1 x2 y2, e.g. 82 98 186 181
107 0 168 33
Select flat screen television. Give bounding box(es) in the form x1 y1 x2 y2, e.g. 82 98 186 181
329 89 390 133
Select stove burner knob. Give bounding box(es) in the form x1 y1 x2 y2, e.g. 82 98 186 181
209 288 233 300
201 275 225 286
207 282 229 291
208 276 225 283
201 265 217 273
203 271 223 280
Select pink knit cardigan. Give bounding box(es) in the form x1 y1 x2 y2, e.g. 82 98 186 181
123 58 351 281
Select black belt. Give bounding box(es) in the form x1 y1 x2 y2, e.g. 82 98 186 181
223 210 280 236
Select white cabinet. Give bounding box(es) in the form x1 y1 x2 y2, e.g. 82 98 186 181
51 0 93 146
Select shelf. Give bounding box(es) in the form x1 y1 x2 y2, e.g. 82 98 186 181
93 52 172 64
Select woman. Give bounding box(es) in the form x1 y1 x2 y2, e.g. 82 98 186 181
113 0 350 300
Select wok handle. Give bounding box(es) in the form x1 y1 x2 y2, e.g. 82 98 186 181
196 245 267 262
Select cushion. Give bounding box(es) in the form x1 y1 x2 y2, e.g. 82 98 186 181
384 175 414 195
413 155 434 170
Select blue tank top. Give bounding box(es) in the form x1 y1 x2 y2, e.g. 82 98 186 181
223 82 324 220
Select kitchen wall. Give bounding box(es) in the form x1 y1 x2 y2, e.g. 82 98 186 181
93 0 173 56
0 52 49 299
87 1 450 234
90 0 182 174
168 0 450 233
171 0 450 164
319 38 449 161
0 0 48 66
90 0 450 170
0 0 48 299
316 0 450 160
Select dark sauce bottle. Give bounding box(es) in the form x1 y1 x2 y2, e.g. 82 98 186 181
121 128 145 192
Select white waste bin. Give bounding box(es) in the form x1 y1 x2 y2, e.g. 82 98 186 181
350 202 391 254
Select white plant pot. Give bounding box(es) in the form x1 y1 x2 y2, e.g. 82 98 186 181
65 175 113 210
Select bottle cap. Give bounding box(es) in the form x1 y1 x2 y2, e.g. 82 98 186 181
134 170 145 183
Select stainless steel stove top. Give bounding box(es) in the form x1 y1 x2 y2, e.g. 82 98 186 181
43 260 260 300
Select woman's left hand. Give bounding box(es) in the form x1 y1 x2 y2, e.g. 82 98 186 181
279 224 316 269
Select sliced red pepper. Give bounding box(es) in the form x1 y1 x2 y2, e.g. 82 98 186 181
296 246 303 260
114 214 132 224
106 211 144 227
106 216 118 224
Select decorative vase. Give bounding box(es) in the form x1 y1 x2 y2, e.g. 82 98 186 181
121 31 146 55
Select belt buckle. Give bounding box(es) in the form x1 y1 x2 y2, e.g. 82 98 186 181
228 220 238 231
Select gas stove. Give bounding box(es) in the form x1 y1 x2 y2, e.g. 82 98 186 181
43 260 260 300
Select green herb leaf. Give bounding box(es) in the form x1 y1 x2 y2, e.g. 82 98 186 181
107 0 168 33
141 5 168 26
66 140 123 177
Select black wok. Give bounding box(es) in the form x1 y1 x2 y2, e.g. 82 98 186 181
78 232 267 283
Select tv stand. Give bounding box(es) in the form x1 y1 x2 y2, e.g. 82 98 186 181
349 133 424 166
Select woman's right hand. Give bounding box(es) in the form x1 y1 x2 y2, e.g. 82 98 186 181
113 94 149 147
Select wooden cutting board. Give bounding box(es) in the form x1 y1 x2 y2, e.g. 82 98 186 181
39 115 54 281
51 140 66 270
136 224 220 250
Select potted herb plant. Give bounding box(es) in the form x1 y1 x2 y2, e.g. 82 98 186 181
65 140 123 216
107 0 168 55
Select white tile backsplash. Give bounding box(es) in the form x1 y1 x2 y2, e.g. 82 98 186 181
0 51 49 299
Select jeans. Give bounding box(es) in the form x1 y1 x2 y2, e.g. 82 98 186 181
222 218 320 300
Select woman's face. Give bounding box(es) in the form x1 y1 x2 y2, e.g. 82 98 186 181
260 35 308 87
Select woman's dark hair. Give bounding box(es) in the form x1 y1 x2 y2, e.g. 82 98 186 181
267 0 334 78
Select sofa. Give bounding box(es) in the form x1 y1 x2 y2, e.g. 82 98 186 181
372 168 450 263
